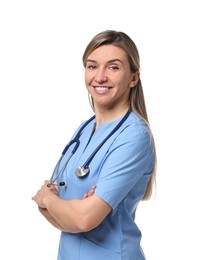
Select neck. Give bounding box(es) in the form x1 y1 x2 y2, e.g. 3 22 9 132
94 105 130 129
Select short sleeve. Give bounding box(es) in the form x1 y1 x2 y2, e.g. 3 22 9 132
94 123 154 209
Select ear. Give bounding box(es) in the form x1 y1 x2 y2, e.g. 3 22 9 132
129 71 140 88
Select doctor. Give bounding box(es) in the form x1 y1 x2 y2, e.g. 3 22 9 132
32 30 156 260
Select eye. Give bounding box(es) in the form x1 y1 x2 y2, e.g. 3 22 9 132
109 65 119 70
86 63 97 70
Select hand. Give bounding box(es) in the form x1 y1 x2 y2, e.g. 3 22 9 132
32 180 59 208
83 185 96 199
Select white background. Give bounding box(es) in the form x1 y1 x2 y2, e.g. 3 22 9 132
0 0 196 259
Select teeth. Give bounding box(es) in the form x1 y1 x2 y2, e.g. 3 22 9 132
95 87 108 90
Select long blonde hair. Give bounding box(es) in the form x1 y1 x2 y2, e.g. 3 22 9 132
82 30 156 200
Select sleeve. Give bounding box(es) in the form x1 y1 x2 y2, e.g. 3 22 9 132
94 123 154 209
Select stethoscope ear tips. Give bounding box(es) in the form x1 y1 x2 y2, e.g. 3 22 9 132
47 183 52 188
75 166 90 178
47 182 65 188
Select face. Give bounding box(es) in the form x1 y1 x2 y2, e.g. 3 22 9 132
85 45 137 110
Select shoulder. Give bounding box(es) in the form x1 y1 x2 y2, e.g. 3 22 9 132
115 112 154 151
72 116 96 135
128 112 148 128
122 112 151 138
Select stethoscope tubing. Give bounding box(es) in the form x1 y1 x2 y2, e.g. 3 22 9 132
47 153 74 187
62 115 95 156
81 109 131 170
47 115 95 187
47 109 131 186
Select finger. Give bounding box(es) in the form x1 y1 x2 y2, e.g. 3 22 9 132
44 180 51 185
87 190 94 197
91 185 96 190
88 185 96 195
83 193 88 199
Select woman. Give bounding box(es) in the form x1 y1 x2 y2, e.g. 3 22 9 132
32 30 156 259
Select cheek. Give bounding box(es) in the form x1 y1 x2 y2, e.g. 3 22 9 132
85 72 93 87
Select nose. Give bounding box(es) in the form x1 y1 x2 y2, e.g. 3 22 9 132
95 68 107 83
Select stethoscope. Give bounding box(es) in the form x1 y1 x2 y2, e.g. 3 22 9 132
47 109 131 188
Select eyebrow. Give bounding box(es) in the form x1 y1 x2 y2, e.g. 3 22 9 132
86 58 123 64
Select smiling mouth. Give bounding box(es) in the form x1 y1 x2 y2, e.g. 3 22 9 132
94 86 111 91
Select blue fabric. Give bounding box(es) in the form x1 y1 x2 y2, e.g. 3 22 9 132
56 112 154 260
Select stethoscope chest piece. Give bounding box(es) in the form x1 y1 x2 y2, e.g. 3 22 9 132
75 166 90 178
49 109 131 185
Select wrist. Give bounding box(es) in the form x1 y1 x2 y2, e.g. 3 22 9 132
43 194 58 209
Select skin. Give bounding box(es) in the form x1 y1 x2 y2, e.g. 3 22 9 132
32 45 139 234
85 45 139 128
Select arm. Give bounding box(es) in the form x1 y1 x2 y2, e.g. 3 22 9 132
38 207 64 230
34 182 64 230
32 182 110 233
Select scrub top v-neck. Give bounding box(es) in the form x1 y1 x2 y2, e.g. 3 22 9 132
56 112 154 260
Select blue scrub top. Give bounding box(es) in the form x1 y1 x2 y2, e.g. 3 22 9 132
56 112 154 260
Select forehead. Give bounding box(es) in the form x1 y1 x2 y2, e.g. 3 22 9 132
87 45 128 63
